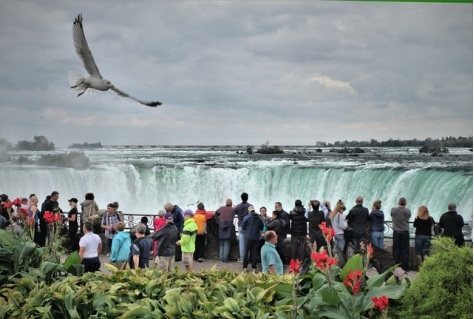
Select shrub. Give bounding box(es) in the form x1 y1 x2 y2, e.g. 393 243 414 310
392 237 473 319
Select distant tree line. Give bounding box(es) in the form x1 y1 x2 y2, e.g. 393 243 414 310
317 136 473 148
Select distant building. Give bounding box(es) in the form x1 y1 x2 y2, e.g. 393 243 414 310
316 141 327 147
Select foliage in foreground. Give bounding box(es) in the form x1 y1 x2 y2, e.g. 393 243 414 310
0 222 407 319
391 237 473 319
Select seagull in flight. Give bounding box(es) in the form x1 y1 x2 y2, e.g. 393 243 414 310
69 14 162 107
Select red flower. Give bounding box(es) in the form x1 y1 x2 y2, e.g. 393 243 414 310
289 259 301 274
372 295 389 310
3 201 13 208
311 249 338 272
43 211 56 224
11 197 22 207
54 213 63 222
367 244 373 259
320 222 335 242
19 208 29 220
343 269 363 294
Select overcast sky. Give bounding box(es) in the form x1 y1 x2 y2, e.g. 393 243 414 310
0 1 472 147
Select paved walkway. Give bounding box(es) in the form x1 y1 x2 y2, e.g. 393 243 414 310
90 254 417 281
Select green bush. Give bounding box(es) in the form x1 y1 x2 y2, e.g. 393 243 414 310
392 237 473 319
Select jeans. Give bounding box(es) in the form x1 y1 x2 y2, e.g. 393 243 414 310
219 239 231 262
392 230 410 270
371 231 384 249
334 234 345 252
291 235 307 261
238 229 246 260
243 239 259 270
106 238 113 253
415 235 431 258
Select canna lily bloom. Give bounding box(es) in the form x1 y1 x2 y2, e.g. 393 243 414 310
3 201 13 208
367 243 374 259
311 249 338 272
43 211 56 224
320 222 335 242
289 259 301 274
11 197 22 207
343 269 363 294
372 295 389 310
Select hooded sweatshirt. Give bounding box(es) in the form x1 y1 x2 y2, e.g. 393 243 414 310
110 231 131 262
194 209 214 235
181 218 198 253
80 199 99 223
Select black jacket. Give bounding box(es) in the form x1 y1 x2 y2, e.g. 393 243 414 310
153 222 179 257
307 210 325 242
290 205 307 236
347 204 369 234
439 211 465 246
266 218 285 236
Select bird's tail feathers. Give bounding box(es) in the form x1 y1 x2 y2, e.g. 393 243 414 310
68 71 84 87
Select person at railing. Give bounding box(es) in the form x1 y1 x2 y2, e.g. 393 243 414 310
439 202 465 247
67 198 79 253
235 192 252 263
130 223 151 269
101 203 122 257
391 197 411 272
193 202 215 262
164 202 184 262
289 200 308 261
215 198 236 263
152 212 179 271
153 210 166 257
266 210 286 265
369 200 385 249
413 205 434 269
346 196 369 249
328 200 348 252
110 221 131 270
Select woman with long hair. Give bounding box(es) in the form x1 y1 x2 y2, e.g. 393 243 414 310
413 205 434 268
328 200 347 252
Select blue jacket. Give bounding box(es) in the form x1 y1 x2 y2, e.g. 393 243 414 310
369 210 385 232
110 231 131 262
241 212 263 240
172 205 184 232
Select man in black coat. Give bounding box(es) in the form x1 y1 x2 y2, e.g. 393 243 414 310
346 196 369 249
439 202 465 247
289 199 308 261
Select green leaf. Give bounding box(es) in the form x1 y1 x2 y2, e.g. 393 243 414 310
365 264 398 288
320 287 340 305
63 251 81 271
0 229 15 247
14 242 36 268
340 254 363 280
312 272 327 290
67 264 85 276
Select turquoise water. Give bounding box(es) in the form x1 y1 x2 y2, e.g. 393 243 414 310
0 146 471 221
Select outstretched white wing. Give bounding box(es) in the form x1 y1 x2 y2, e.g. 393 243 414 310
73 14 102 78
111 87 162 107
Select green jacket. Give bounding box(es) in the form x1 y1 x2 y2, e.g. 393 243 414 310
181 218 197 253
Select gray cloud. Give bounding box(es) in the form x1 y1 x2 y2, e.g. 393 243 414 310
0 1 471 146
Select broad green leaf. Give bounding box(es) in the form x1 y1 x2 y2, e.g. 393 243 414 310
340 254 363 280
361 285 407 311
365 264 398 288
320 288 340 306
63 251 81 271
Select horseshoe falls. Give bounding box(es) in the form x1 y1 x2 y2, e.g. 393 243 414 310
0 146 471 222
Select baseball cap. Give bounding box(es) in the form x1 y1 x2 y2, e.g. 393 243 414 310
164 212 173 219
68 198 78 203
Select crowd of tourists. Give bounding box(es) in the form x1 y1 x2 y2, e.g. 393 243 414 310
0 191 470 275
